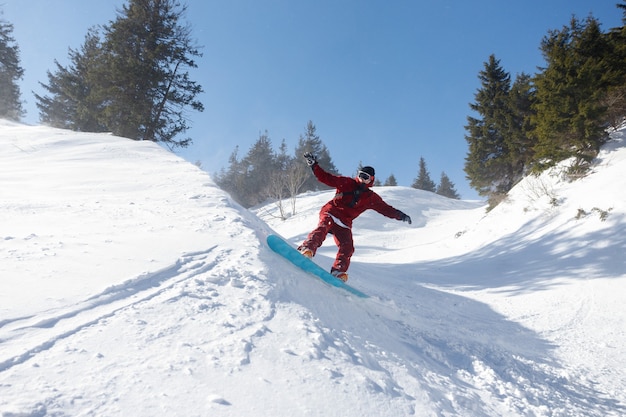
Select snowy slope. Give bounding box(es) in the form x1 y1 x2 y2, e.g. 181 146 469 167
1 119 625 416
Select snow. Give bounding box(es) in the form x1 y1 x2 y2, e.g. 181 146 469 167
1 118 625 416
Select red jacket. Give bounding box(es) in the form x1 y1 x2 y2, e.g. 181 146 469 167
313 164 404 228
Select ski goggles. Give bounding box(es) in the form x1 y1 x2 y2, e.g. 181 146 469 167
357 170 372 182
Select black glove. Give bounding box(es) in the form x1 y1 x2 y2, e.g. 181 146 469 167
303 152 317 167
400 212 412 225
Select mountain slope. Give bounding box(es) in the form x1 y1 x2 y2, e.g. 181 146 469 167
1 120 625 416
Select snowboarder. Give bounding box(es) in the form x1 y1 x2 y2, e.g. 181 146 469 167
298 152 412 282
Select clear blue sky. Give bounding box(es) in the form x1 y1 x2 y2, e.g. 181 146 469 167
3 0 623 199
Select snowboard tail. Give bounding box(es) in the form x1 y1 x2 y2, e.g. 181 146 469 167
266 234 368 298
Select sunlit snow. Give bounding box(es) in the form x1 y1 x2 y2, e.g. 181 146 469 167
1 119 625 416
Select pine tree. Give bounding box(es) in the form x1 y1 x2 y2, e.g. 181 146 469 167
216 132 281 208
411 157 436 192
383 174 397 186
436 172 460 199
97 0 203 146
532 16 611 174
215 146 247 206
0 16 24 121
464 54 515 197
604 2 626 129
36 29 106 131
239 131 279 207
506 72 536 182
36 0 203 147
294 121 338 191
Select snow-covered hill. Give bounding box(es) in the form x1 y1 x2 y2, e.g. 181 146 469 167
1 119 625 416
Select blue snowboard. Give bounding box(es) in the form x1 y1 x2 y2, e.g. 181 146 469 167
266 234 368 298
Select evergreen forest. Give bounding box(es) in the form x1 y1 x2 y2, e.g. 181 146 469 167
465 9 626 207
1 1 625 210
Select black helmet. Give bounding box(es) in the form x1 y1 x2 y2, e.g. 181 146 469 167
361 166 375 176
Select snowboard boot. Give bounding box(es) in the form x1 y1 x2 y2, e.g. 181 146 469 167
298 247 313 259
331 270 349 282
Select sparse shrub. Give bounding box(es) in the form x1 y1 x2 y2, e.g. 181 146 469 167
591 207 612 221
575 207 612 221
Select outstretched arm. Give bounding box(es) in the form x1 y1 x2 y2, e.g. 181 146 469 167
303 153 353 189
370 194 412 224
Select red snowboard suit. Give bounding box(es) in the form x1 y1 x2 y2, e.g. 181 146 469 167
299 163 411 276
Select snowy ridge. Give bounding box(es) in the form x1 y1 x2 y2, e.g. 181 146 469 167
1 119 625 416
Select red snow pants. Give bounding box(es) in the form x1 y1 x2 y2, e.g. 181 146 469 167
299 213 354 273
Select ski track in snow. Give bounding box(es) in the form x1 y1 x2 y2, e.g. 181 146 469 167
1 120 625 416
0 246 222 372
